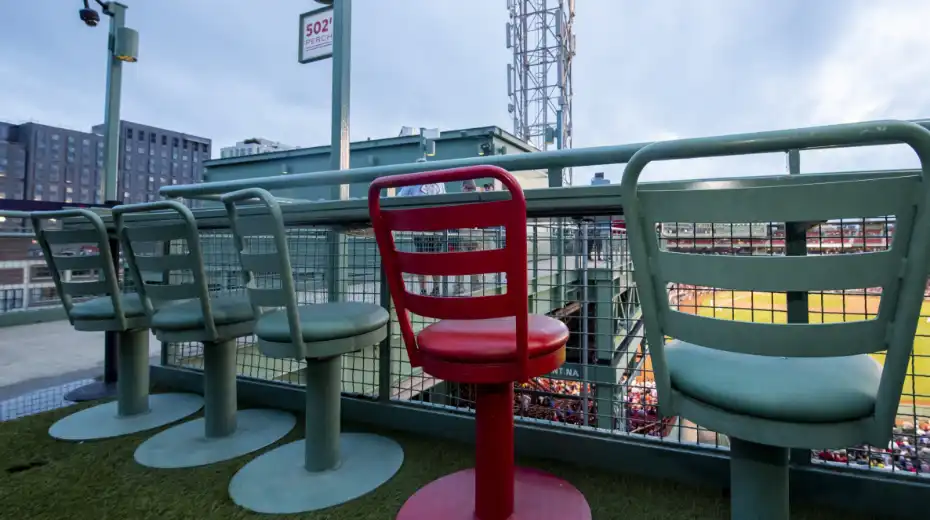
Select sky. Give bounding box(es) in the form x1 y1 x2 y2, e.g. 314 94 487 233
1 0 929 184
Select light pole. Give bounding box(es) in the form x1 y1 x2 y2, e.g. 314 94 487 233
65 0 139 402
81 0 138 204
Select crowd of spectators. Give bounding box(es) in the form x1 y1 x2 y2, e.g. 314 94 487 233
625 380 666 436
514 378 596 426
816 421 930 474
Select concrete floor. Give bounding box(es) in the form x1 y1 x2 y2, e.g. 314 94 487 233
0 320 160 398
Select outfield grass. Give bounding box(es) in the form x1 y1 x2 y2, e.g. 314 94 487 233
678 291 930 406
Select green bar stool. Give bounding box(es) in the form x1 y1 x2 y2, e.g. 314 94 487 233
31 209 203 441
114 201 295 469
221 188 403 515
620 120 930 520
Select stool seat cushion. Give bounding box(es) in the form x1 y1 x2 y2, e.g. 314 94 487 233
151 294 254 332
665 340 882 423
416 315 568 364
254 302 389 343
70 293 147 320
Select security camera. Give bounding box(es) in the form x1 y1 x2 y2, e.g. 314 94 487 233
79 7 100 26
79 0 104 27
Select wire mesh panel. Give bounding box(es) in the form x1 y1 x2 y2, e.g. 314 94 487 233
152 202 930 481
163 225 383 398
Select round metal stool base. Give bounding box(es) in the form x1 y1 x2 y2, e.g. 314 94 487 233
396 467 591 520
64 380 118 402
134 409 296 469
229 432 404 514
49 393 203 441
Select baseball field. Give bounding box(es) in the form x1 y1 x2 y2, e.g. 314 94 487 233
676 290 930 406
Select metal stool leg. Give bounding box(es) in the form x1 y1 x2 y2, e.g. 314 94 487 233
304 355 341 471
228 355 404 514
49 330 203 441
729 437 789 520
134 339 294 469
64 331 119 402
117 329 150 417
395 382 590 520
203 339 238 438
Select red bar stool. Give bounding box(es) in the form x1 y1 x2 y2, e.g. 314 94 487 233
369 165 591 520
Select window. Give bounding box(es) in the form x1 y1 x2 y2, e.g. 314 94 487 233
138 131 145 141
82 139 90 146
67 136 75 144
51 133 60 141
66 186 73 194
172 137 178 147
183 140 188 150
203 145 209 156
161 135 167 146
125 143 132 152
192 143 199 152
149 133 156 143
127 129 133 139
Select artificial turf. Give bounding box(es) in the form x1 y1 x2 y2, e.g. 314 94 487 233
0 400 862 520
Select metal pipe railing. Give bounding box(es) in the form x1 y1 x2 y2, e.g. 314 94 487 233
160 119 930 202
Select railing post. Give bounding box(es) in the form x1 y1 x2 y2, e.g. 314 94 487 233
591 267 617 428
378 263 392 402
530 224 538 312
326 230 348 302
785 148 813 467
548 167 565 308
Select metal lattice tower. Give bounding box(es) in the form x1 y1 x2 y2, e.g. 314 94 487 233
507 0 575 185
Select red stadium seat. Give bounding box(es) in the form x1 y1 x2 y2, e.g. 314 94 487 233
369 165 591 520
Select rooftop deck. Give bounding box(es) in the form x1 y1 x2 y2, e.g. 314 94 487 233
4 124 930 518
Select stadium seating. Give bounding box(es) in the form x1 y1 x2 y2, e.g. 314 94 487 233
370 165 591 520
31 208 202 441
114 201 295 469
221 188 402 515
620 122 930 520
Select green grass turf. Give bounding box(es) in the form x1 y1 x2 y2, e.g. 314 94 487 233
0 401 862 520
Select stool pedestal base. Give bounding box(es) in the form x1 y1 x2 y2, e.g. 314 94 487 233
48 393 203 441
133 409 295 468
397 467 591 520
228 432 404 514
64 380 118 403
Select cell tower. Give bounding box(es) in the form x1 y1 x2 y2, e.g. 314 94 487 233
507 0 576 185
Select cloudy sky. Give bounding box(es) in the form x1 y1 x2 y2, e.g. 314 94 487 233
1 0 928 183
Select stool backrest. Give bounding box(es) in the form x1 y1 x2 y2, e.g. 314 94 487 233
368 165 529 375
220 188 305 353
30 209 124 327
620 120 930 431
113 201 219 340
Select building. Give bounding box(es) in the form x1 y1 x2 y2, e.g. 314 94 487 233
90 121 211 203
220 138 296 159
0 119 211 207
203 126 546 201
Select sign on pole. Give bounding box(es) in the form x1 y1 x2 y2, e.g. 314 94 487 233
298 6 335 64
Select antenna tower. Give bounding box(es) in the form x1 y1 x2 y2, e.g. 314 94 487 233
507 0 575 185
